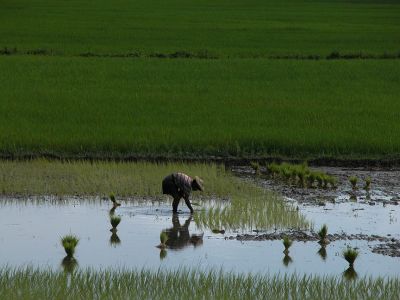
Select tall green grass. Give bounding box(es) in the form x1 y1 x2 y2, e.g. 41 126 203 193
0 0 399 57
0 57 399 159
0 267 398 299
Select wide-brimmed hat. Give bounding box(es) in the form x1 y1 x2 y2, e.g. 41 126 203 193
194 176 204 191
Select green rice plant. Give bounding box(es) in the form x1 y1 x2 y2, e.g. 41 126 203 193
250 162 261 175
266 162 280 176
110 215 121 230
317 224 330 245
0 267 399 299
0 57 400 161
160 231 168 245
266 162 336 190
61 235 79 257
343 247 359 267
306 172 317 188
364 177 372 190
325 175 337 188
157 231 169 250
349 176 358 190
282 236 293 254
109 193 116 203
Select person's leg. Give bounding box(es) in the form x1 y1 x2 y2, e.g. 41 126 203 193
172 196 180 213
184 196 194 214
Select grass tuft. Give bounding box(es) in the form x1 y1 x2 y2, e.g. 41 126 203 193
364 177 372 190
283 236 293 252
61 235 79 257
110 215 121 229
318 224 328 242
349 176 358 190
160 231 168 245
343 247 359 267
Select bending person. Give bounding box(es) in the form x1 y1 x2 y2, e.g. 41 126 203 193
162 172 203 214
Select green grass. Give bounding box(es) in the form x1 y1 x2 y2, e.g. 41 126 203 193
343 247 359 267
0 267 398 299
1 0 399 57
318 224 328 241
0 56 399 159
0 160 309 230
110 215 121 229
61 235 79 257
267 162 337 188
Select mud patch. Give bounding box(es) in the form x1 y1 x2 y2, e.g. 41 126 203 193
232 166 400 205
372 241 400 257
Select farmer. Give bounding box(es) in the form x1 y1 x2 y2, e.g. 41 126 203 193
162 172 204 214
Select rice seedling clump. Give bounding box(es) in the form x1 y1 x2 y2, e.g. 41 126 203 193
266 162 337 189
318 224 329 244
61 235 79 257
110 215 121 229
349 176 358 190
343 247 359 267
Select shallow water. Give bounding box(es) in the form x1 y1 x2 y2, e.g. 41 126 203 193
0 197 399 278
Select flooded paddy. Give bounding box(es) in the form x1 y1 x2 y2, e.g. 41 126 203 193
0 195 399 278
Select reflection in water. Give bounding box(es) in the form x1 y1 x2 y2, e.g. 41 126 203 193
109 232 121 247
61 256 78 273
282 254 293 267
350 193 357 202
159 249 167 260
317 246 327 261
165 215 203 250
343 267 358 280
109 206 116 217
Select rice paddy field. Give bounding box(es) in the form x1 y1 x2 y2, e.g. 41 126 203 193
0 0 400 160
0 57 400 159
1 0 400 298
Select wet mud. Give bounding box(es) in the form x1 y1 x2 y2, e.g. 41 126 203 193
232 166 400 206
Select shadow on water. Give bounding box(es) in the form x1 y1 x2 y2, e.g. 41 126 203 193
317 246 327 261
282 254 293 267
343 267 358 280
165 215 204 250
61 256 78 273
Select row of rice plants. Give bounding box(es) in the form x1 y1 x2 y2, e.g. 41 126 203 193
0 267 398 299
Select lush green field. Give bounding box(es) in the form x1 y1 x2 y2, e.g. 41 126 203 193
1 0 400 57
1 0 399 159
0 267 399 299
0 56 399 159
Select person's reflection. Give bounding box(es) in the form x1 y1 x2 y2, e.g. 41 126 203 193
165 214 203 250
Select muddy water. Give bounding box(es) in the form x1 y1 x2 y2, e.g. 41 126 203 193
0 197 399 277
